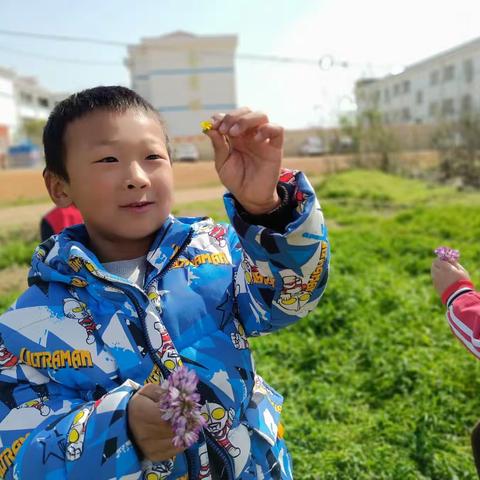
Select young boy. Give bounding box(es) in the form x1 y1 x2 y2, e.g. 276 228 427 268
0 86 329 480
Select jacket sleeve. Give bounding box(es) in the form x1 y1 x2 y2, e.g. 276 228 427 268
0 308 143 479
224 170 329 336
442 279 480 359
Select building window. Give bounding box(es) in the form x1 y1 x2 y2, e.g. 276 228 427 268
430 70 439 85
20 92 33 104
464 59 474 83
416 90 423 104
443 65 455 82
429 101 438 117
461 95 472 114
402 80 410 94
441 98 455 116
38 97 49 108
401 108 411 122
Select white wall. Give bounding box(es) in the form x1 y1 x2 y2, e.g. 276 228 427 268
0 75 18 141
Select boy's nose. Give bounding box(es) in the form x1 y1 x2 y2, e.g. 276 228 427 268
125 163 150 189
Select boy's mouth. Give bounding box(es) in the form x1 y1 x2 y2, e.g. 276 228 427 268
120 201 154 208
120 201 155 213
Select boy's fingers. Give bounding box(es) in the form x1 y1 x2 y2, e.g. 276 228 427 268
217 107 252 134
253 124 284 148
147 442 186 462
130 392 176 433
224 112 269 137
137 383 164 402
133 387 171 422
205 129 230 170
211 113 226 129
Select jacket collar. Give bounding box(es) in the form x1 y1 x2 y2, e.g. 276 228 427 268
30 215 193 287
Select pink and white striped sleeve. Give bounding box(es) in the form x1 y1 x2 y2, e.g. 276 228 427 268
443 280 480 358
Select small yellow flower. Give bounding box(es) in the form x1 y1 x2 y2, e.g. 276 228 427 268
200 120 213 132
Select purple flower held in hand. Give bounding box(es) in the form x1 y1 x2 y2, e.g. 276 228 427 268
434 246 460 263
157 366 206 449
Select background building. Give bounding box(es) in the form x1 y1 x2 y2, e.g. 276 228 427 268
0 67 62 164
126 31 237 140
0 68 17 166
0 68 63 168
355 36 480 125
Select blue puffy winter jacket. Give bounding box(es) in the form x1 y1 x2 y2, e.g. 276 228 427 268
0 171 329 479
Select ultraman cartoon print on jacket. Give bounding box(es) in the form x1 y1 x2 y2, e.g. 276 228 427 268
0 170 329 479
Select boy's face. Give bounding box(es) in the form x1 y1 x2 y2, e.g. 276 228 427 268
57 109 174 259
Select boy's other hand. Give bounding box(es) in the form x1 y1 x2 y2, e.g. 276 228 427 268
431 258 470 297
128 383 185 462
205 107 284 215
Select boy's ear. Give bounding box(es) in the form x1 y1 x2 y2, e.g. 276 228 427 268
43 170 73 208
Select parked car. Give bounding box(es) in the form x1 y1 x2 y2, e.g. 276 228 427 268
331 135 354 153
173 143 199 162
298 137 325 156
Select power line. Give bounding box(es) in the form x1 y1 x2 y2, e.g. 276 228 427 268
0 28 399 71
0 29 127 47
0 28 325 65
0 44 120 66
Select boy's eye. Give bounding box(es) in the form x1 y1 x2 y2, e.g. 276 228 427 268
96 157 118 163
146 154 163 160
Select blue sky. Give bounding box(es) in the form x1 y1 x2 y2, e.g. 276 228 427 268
1 0 479 128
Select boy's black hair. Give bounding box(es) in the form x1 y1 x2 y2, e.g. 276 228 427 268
43 85 171 181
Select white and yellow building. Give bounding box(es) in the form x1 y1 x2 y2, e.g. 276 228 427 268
126 31 237 144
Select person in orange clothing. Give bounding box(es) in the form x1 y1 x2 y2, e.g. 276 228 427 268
40 203 83 241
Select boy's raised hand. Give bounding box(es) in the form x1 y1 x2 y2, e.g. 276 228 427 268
431 258 471 297
128 383 185 462
205 108 284 215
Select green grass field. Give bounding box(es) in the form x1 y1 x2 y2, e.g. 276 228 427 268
1 170 480 478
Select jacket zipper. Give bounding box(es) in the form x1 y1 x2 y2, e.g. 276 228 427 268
121 230 194 378
120 230 205 478
91 229 235 479
205 432 235 480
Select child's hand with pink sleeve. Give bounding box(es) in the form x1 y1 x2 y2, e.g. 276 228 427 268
431 257 471 298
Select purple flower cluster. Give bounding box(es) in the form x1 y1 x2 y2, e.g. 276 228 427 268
434 246 460 263
157 366 206 449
